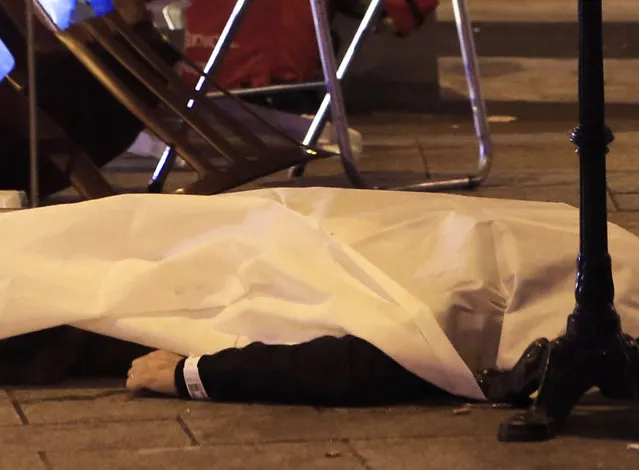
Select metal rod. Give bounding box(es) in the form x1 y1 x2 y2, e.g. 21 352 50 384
150 0 254 192
383 0 494 192
26 0 39 207
293 0 492 192
570 0 616 328
194 0 252 91
207 81 326 98
289 0 383 178
304 0 384 147
309 0 365 188
577 0 608 258
452 0 492 184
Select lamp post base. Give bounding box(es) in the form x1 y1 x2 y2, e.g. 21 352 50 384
476 326 639 441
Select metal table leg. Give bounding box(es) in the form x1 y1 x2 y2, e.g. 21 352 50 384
476 0 639 442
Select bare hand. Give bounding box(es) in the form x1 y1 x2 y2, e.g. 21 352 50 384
126 350 183 397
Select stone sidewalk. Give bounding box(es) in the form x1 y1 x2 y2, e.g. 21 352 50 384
2 386 639 470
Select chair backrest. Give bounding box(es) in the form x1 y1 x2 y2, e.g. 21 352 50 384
0 0 183 194
32 0 333 194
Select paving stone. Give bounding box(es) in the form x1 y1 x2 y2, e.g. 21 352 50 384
183 404 324 444
485 170 639 194
439 57 639 104
235 146 429 191
419 132 639 174
11 388 212 424
0 452 46 470
0 391 21 426
351 435 639 470
423 141 580 174
298 146 427 177
484 170 579 188
184 405 509 445
315 406 511 440
612 194 639 212
182 403 320 421
0 420 191 452
609 211 639 235
454 184 584 208
438 0 638 23
608 172 639 194
45 442 362 470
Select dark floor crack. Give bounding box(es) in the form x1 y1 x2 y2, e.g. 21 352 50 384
177 415 200 446
37 452 54 470
345 439 373 470
6 390 29 425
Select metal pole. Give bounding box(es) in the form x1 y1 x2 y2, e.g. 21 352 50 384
452 0 492 182
304 0 383 147
569 0 616 330
308 0 365 188
149 0 253 192
289 0 383 178
26 0 39 207
494 0 639 443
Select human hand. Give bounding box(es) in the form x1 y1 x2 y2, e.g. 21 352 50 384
126 350 183 397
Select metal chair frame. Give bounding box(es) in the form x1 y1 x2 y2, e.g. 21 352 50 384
150 0 493 192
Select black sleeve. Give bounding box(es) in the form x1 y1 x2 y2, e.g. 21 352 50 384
174 335 446 406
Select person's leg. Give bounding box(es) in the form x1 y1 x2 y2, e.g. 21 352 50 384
0 326 152 385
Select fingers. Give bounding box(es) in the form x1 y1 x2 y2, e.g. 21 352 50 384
125 373 145 393
125 350 182 397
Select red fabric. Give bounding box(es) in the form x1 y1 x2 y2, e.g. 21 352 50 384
182 0 320 89
384 0 439 36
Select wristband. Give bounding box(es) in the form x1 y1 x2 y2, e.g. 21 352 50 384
183 356 209 400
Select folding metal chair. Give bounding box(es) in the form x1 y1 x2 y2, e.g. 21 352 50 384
153 0 493 191
27 0 332 196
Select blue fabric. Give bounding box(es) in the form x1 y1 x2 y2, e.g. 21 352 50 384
37 0 114 30
0 38 15 83
87 0 115 16
37 0 75 30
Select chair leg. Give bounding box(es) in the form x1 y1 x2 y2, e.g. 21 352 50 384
148 0 255 193
392 0 493 191
390 0 494 192
308 0 366 188
451 0 492 183
300 0 493 192
289 0 385 179
48 149 117 200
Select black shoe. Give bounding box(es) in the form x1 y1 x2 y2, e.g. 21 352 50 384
474 338 551 406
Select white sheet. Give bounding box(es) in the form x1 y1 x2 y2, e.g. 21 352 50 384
2 187 639 401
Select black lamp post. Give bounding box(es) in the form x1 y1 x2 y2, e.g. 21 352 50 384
483 0 639 441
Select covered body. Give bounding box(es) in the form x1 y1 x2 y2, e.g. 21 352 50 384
1 188 638 400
